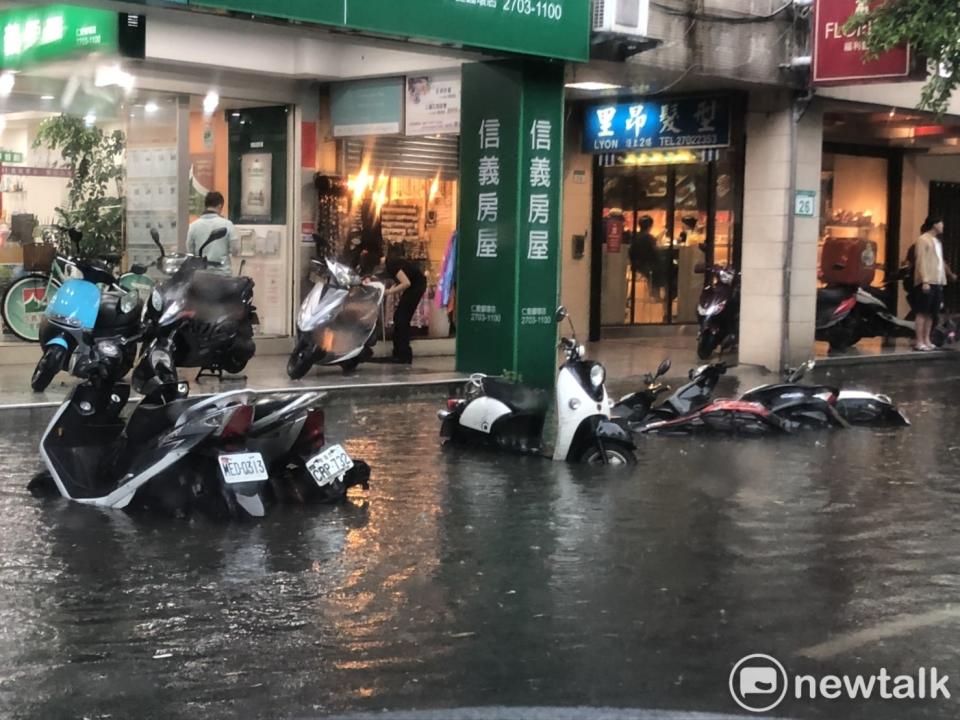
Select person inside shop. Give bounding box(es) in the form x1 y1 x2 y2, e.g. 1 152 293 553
381 249 427 364
630 215 660 299
912 214 949 352
187 191 239 274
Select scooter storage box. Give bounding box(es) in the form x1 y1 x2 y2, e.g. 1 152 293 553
820 236 877 286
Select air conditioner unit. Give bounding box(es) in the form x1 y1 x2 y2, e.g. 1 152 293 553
592 0 650 37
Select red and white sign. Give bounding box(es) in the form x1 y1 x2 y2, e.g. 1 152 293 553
606 217 624 253
812 0 911 85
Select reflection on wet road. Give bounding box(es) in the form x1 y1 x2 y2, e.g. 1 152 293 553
1 363 959 719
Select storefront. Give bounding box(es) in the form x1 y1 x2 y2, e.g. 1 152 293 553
304 72 462 344
0 4 301 349
584 94 745 338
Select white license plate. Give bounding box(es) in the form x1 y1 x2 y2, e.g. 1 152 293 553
218 452 269 484
306 444 354 487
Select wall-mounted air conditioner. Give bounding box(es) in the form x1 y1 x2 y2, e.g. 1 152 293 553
592 0 650 38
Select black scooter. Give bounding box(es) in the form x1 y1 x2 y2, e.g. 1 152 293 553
135 228 258 391
696 264 739 359
816 274 914 352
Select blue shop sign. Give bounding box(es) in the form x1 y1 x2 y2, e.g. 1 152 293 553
583 97 731 153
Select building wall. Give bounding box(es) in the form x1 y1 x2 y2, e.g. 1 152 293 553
560 111 593 341
739 91 823 370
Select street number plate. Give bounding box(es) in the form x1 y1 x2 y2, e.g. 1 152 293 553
218 452 269 484
306 444 354 487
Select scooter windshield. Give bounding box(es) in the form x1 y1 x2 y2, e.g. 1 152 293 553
302 281 384 363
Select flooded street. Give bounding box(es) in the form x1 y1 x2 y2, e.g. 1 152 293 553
1 363 960 719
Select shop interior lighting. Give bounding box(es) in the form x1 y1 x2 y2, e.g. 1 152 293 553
0 72 15 98
622 150 700 165
203 91 219 117
889 107 896 118
144 101 159 113
565 81 622 91
83 112 96 127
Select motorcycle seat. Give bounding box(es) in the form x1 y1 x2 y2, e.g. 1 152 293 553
125 398 198 445
818 286 854 304
481 377 549 415
188 272 254 303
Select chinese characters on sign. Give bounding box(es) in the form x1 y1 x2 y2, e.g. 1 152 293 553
520 307 551 325
405 70 462 136
470 303 501 323
583 97 731 153
525 117 553 262
476 117 501 261
0 5 120 70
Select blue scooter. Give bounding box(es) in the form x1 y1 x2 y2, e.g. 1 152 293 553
31 229 144 392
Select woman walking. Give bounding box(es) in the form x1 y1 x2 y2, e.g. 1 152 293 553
913 215 946 351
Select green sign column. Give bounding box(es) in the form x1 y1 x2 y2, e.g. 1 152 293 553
456 60 564 390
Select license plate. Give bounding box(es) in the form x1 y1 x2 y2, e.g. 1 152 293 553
306 444 354 487
218 452 269 484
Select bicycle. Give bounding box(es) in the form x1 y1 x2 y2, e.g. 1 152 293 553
1 244 65 343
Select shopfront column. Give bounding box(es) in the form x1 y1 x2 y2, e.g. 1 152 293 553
739 90 823 371
456 60 565 390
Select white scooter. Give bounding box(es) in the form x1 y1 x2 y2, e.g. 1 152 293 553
287 250 386 379
438 307 636 464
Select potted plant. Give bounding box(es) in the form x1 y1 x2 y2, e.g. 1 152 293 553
33 114 125 257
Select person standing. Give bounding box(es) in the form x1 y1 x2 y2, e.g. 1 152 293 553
187 191 238 274
383 251 427 363
913 215 946 351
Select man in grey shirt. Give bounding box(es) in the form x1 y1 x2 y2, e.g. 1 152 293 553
186 191 238 273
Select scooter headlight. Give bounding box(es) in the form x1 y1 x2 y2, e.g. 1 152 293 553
589 364 605 388
120 290 138 315
151 287 164 312
96 340 121 359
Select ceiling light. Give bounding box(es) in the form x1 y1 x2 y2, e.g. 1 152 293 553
0 72 15 98
40 94 55 101
84 112 96 127
565 81 622 91
231 112 240 118
203 90 219 117
144 101 159 113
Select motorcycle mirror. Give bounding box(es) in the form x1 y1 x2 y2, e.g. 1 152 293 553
130 263 148 275
149 228 165 258
68 228 83 255
555 306 568 323
198 227 228 257
656 358 672 377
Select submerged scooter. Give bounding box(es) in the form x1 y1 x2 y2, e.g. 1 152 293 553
246 390 371 504
32 229 144 392
134 227 258 391
287 250 385 379
438 306 636 464
36 379 271 519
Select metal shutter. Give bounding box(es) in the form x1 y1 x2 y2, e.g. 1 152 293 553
342 135 460 179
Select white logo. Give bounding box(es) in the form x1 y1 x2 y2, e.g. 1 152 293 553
596 106 616 137
729 654 788 713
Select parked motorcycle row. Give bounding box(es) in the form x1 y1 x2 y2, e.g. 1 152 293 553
438 306 908 466
28 228 382 519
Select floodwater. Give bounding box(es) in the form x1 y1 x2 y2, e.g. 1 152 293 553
1 363 960 719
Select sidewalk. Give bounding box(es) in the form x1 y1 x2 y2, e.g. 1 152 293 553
1 335 956 410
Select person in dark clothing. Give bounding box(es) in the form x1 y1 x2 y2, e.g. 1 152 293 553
630 215 660 299
383 253 427 363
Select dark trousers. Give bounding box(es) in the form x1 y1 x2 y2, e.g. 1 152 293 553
393 284 425 361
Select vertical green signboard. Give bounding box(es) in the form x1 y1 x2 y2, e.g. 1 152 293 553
456 60 564 390
0 5 119 70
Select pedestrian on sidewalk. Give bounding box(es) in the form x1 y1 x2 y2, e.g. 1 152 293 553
913 215 947 351
383 250 426 364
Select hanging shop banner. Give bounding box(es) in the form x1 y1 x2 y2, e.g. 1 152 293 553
129 0 590 62
583 97 731 154
331 78 403 138
240 153 272 220
812 0 911 85
0 5 145 70
405 71 461 137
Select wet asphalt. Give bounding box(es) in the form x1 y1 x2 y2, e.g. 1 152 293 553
0 361 959 719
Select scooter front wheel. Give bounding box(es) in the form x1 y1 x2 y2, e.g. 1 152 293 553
31 345 67 392
287 349 314 380
579 443 637 466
